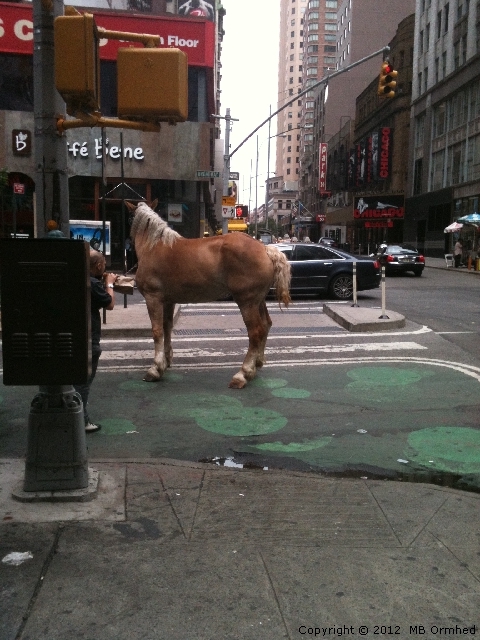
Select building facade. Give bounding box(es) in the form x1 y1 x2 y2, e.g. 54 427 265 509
405 0 480 257
0 0 221 266
299 0 415 235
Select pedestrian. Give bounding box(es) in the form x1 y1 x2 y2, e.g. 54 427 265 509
74 249 117 433
454 238 463 268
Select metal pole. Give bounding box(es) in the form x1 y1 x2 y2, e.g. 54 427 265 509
102 128 107 324
351 262 358 307
222 108 233 235
265 106 271 235
120 132 127 308
255 135 259 240
33 0 69 237
379 266 390 319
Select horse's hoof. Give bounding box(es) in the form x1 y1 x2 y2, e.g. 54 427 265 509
229 379 246 389
143 370 161 382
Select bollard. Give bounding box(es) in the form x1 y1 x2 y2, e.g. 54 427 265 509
351 262 359 307
379 266 390 319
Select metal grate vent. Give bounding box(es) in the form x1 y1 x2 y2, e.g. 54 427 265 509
34 333 52 357
57 333 74 357
12 333 29 358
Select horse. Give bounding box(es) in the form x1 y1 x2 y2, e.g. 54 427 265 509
125 201 291 388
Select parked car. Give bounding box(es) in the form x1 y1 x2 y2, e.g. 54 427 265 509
374 244 425 277
318 236 339 248
273 243 381 300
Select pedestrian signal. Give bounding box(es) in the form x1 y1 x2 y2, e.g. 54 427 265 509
377 62 398 99
235 205 248 218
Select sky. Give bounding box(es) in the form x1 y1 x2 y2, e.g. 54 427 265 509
219 0 281 209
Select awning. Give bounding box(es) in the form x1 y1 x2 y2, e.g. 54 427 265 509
228 221 248 232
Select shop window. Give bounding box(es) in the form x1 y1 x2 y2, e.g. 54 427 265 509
0 54 34 111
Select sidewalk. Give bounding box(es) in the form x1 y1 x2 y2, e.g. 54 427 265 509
1 262 480 638
1 458 479 639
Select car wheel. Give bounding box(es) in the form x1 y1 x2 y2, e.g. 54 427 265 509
329 274 353 300
414 270 423 277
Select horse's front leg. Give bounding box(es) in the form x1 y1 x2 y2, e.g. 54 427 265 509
143 294 167 382
163 302 175 368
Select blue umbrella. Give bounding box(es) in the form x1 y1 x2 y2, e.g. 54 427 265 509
457 212 480 225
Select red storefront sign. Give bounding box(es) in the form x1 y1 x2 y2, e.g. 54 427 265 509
0 2 215 67
318 143 328 193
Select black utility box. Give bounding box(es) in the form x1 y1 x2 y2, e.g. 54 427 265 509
0 239 91 385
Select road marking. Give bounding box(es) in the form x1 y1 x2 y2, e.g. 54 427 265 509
102 325 432 344
100 341 427 361
95 356 480 383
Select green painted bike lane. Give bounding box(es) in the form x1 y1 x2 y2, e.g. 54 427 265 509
1 360 480 491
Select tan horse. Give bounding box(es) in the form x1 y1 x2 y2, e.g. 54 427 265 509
126 201 291 388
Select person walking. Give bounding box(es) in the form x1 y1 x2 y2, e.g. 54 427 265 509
454 238 463 268
74 249 116 433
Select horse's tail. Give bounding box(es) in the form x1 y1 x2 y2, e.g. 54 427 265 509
265 245 291 308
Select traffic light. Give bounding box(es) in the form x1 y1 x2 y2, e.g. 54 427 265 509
377 62 398 98
117 48 188 123
54 10 188 124
54 13 100 115
235 205 248 218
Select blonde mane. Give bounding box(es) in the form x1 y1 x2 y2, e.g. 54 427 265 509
130 202 181 249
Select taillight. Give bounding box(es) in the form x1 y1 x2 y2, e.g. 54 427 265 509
417 255 425 263
373 260 380 269
387 254 395 262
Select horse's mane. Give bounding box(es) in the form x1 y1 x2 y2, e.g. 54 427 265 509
130 202 181 249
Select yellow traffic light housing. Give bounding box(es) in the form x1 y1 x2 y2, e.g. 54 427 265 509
377 62 398 99
54 13 100 115
117 48 188 123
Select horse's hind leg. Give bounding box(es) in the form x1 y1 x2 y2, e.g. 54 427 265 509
229 302 270 389
255 300 272 369
163 302 175 368
143 294 168 382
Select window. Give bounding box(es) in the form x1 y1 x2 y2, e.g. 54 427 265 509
419 30 424 54
426 23 430 49
433 102 446 137
309 11 319 18
325 12 337 18
307 44 319 52
307 34 319 41
437 10 442 38
325 0 337 6
307 56 318 64
325 23 337 30
444 3 449 31
307 67 318 75
308 22 319 30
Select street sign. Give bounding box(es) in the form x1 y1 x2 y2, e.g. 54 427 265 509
229 172 239 180
222 206 235 218
13 183 25 194
197 170 220 178
222 196 236 206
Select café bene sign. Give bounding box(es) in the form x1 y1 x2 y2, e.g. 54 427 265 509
67 137 144 162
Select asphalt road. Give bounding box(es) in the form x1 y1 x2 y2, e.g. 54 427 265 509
1 266 480 491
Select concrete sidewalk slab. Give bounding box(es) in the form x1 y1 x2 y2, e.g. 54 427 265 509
323 302 406 332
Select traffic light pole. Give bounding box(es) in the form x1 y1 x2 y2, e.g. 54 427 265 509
212 108 239 234
33 0 69 237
